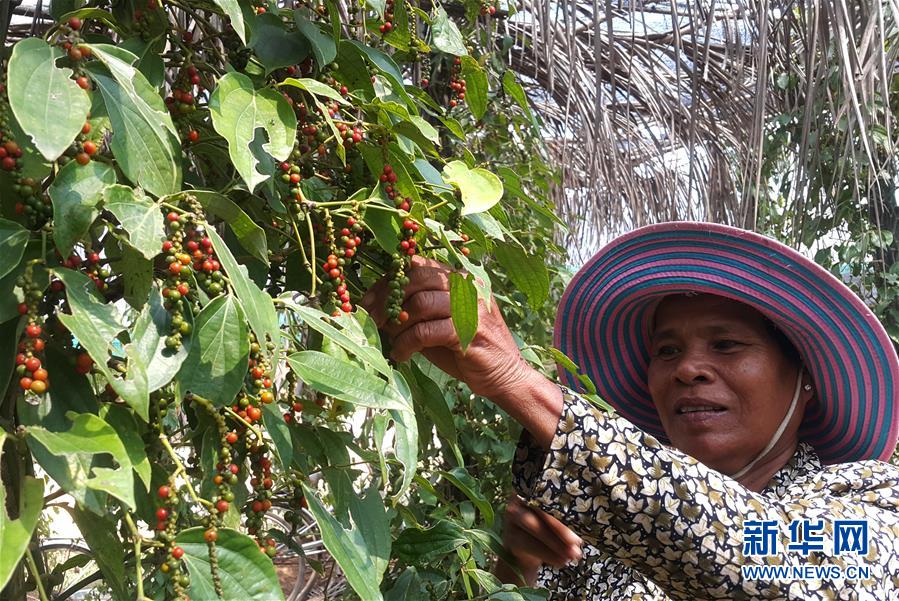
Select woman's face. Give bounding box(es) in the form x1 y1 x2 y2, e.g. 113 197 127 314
646 294 803 475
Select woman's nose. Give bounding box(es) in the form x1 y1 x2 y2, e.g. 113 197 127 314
672 348 715 384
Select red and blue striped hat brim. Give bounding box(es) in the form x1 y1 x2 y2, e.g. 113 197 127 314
553 222 899 464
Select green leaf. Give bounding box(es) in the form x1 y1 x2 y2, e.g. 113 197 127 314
53 268 150 419
209 72 298 191
389 371 418 499
280 77 350 106
460 57 489 120
176 527 285 600
206 228 279 352
438 467 494 527
71 506 129 600
85 44 181 197
449 272 478 351
178 295 249 407
261 402 293 470
27 412 136 509
346 40 403 82
443 161 503 216
301 483 385 601
0 432 45 591
402 360 457 445
431 6 467 56
103 184 165 259
102 405 151 490
118 244 153 309
119 37 166 88
367 0 386 18
131 288 191 391
502 70 535 126
0 219 28 281
295 13 337 66
7 38 91 161
48 160 116 255
493 243 549 310
278 299 391 377
212 0 248 44
249 13 310 73
286 351 410 411
349 483 391 577
394 520 468 563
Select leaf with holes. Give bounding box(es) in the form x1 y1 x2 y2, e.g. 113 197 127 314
209 72 298 191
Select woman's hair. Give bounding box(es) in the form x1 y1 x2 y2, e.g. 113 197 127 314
764 319 802 367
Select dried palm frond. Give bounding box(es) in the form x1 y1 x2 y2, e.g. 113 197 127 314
503 0 899 264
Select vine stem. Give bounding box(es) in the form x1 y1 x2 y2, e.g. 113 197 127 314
124 512 150 600
223 406 265 441
158 433 213 509
287 212 313 281
24 548 49 601
305 210 317 297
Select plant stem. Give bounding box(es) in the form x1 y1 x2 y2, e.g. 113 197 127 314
158 433 213 509
24 548 49 601
305 211 317 297
124 513 148 600
223 406 265 441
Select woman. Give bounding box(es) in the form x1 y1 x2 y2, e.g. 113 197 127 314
361 222 899 599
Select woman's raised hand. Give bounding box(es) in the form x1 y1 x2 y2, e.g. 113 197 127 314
359 255 534 401
360 255 564 448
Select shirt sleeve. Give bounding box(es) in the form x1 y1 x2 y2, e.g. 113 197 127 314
511 386 899 600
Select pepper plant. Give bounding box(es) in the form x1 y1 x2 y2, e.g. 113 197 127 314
0 0 562 599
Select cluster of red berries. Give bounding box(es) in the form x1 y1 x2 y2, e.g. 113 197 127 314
155 484 191 597
16 270 49 396
230 336 273 424
0 135 22 173
380 163 401 202
133 0 160 36
62 250 110 290
379 0 395 34
480 1 498 16
383 218 420 324
0 88 50 226
279 158 304 207
317 211 364 316
161 202 221 349
245 448 277 556
75 351 94 375
336 121 364 149
166 64 202 123
455 232 471 257
283 398 303 423
449 58 466 108
57 17 92 64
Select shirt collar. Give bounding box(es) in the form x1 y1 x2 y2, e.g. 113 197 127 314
763 441 822 494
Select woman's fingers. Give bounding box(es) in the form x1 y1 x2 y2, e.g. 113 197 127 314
531 502 583 551
503 520 570 569
506 498 582 565
390 317 459 363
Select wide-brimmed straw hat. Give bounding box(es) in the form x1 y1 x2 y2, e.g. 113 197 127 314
553 221 899 464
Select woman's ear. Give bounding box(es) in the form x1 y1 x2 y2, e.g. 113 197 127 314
800 369 816 407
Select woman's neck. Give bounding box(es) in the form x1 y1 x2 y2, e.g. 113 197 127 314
734 439 799 492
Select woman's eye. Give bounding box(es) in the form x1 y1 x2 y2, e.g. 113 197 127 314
655 345 678 358
714 340 742 351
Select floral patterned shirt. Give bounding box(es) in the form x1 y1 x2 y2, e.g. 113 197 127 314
511 387 899 600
